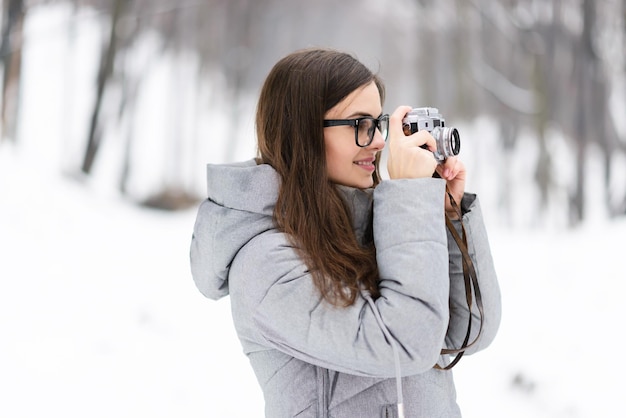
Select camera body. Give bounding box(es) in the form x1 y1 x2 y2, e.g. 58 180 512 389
402 107 460 162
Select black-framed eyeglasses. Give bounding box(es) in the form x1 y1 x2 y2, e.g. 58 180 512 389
323 114 390 147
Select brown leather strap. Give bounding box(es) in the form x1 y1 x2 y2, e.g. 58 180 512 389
434 186 485 370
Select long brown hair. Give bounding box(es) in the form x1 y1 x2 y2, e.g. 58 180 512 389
256 48 385 306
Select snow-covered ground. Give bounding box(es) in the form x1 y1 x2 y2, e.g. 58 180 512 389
2 142 626 418
2 4 626 417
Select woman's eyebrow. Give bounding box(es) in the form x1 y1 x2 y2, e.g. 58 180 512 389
345 111 381 118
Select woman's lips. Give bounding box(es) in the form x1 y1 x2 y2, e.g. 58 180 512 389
354 159 375 171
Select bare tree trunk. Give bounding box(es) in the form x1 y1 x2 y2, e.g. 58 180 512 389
532 50 551 216
1 0 24 142
81 0 126 174
117 53 139 196
613 0 626 215
223 0 257 163
569 0 598 225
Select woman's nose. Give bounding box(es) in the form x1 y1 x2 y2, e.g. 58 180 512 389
367 128 386 150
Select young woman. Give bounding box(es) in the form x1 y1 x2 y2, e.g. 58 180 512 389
190 48 501 418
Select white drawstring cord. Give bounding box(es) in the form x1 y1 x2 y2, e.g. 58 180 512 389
363 292 405 418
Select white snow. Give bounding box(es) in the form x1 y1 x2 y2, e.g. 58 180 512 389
3 138 626 418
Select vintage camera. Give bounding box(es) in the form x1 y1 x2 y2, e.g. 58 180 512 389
402 107 460 162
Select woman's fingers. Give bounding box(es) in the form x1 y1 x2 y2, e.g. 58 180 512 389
387 106 438 179
437 156 460 180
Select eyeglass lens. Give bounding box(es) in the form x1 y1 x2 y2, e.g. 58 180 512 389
357 115 389 147
356 117 388 147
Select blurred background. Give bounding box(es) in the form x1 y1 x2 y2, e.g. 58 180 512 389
2 0 624 225
1 0 625 417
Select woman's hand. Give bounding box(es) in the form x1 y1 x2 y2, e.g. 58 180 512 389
387 105 437 179
436 157 466 219
387 105 467 217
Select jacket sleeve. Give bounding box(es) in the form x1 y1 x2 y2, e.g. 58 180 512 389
444 194 502 355
230 178 453 378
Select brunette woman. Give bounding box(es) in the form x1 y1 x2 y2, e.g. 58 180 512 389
190 47 501 418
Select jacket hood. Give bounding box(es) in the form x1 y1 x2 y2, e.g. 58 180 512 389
190 159 279 300
190 159 374 301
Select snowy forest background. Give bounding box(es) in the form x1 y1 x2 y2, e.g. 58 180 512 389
1 0 625 417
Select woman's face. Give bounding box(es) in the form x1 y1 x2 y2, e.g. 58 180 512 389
323 81 385 189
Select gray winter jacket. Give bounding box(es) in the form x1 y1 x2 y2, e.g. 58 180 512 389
190 160 501 418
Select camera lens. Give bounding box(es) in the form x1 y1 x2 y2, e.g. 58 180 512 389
449 128 460 156
437 127 460 159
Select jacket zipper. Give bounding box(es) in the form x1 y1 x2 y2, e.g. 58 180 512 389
317 366 329 418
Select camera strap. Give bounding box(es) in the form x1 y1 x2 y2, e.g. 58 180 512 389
434 186 485 370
